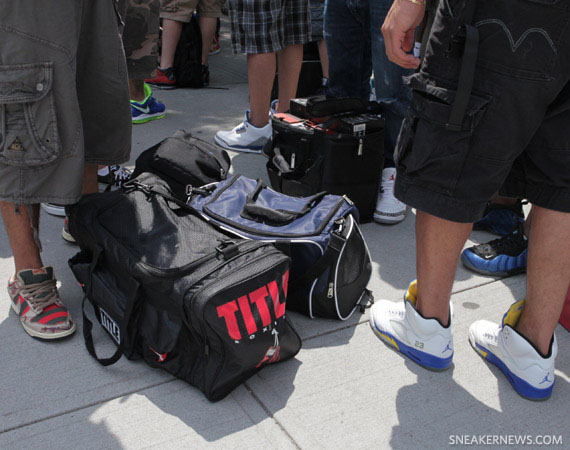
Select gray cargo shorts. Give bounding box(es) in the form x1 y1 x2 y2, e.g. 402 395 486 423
0 0 132 205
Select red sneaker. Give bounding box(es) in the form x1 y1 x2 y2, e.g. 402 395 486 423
145 67 176 89
209 35 221 56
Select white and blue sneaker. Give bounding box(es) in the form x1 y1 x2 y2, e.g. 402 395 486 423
214 110 272 153
369 280 454 371
131 83 166 124
469 299 558 401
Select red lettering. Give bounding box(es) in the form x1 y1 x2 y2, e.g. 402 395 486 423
268 270 288 320
282 269 289 298
249 286 272 327
217 301 241 340
237 295 258 335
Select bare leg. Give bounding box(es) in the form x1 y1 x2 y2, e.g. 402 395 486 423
83 164 99 195
1 203 42 273
199 16 218 66
276 44 303 113
160 19 184 69
129 79 145 102
516 206 570 355
317 39 329 78
415 211 473 326
247 52 276 127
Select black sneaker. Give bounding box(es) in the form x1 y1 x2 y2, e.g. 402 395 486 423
97 165 133 191
473 200 525 236
201 64 210 87
461 225 528 276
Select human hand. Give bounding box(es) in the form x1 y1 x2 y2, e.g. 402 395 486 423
382 0 426 69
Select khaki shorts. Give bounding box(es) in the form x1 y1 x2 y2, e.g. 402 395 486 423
0 0 131 205
160 0 222 21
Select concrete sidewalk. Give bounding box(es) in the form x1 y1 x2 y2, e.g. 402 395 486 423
1 25 569 450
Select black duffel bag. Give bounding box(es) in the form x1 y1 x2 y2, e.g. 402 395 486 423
132 130 231 199
264 112 384 223
67 173 301 402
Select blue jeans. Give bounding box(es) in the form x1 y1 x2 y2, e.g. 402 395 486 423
324 0 411 165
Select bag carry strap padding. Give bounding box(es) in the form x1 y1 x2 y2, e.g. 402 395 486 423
446 0 479 131
82 245 141 367
241 179 327 226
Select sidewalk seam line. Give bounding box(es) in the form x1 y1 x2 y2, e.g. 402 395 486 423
243 381 302 450
0 378 176 435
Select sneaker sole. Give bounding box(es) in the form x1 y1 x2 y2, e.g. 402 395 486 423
369 313 453 372
10 302 76 340
468 334 553 401
209 48 221 56
132 112 167 124
214 134 263 154
41 203 66 217
145 83 176 90
62 227 77 244
373 211 406 225
460 250 527 277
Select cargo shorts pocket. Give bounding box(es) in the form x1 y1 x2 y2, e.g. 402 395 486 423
394 79 491 196
0 63 61 167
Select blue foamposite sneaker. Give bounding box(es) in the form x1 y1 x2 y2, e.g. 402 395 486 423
473 200 525 236
131 83 166 124
461 226 527 276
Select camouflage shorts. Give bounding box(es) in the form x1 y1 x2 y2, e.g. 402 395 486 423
118 0 160 79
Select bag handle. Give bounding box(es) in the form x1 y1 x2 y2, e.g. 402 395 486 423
82 245 141 367
240 179 327 226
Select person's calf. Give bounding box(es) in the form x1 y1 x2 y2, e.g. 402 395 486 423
415 211 472 327
517 206 570 355
0 202 43 273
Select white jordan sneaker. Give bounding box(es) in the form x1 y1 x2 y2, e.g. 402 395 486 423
469 299 558 401
374 167 407 224
369 280 454 371
214 110 272 153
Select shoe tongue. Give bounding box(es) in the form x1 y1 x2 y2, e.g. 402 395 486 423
502 299 525 328
404 280 418 306
382 168 397 183
17 267 54 286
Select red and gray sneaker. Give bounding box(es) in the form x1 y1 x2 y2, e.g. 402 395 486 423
62 216 76 244
145 67 176 89
8 267 76 339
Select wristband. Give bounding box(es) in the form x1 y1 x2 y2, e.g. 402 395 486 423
404 0 426 5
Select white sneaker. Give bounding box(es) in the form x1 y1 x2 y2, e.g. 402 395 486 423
214 111 272 153
469 299 557 401
369 280 454 371
374 167 406 224
41 203 66 217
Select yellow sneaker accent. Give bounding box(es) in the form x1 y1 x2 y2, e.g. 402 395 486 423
405 279 418 306
502 299 525 328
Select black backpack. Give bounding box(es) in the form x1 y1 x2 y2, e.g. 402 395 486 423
131 130 230 199
67 174 301 401
173 15 203 88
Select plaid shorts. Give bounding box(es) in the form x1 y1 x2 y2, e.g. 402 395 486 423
228 0 311 54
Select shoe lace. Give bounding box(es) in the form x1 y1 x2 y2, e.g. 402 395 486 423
112 166 133 185
487 229 526 253
19 279 58 313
